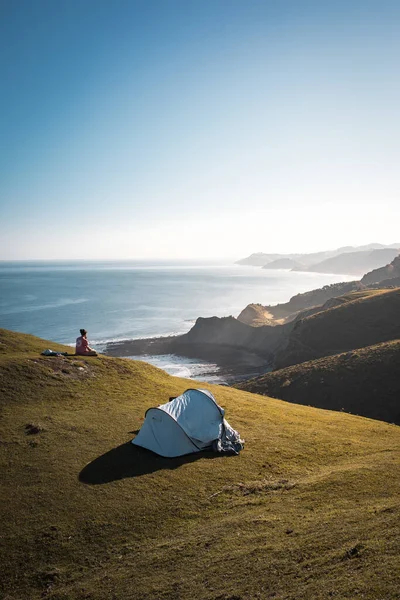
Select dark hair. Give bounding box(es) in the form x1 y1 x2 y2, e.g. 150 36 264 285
80 329 87 336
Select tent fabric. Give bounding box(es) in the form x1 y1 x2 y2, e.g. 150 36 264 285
159 389 224 448
132 388 244 458
132 408 200 457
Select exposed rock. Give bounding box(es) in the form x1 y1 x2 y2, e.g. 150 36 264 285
105 314 293 380
179 316 288 358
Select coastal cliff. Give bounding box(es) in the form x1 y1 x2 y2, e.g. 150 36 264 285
105 315 292 380
179 315 287 357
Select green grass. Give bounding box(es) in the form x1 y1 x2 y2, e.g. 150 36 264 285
238 339 400 425
1 329 400 599
276 287 400 368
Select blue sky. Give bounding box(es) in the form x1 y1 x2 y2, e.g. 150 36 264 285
1 0 400 259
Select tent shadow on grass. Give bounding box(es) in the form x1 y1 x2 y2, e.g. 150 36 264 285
79 441 225 484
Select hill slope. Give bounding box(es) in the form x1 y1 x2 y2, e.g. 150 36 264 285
237 339 400 425
361 254 400 285
1 329 400 600
275 288 400 368
239 280 364 323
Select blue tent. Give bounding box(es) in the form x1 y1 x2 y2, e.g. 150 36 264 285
132 388 244 458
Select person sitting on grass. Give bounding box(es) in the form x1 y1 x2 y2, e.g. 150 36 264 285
75 329 98 356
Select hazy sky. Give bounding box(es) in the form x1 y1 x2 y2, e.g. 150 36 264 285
1 0 400 259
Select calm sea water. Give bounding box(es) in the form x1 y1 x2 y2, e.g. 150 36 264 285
0 260 353 381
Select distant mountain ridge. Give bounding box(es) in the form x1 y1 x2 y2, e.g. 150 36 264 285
237 243 400 275
303 248 399 275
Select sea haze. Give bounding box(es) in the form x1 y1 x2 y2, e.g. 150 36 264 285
0 259 354 381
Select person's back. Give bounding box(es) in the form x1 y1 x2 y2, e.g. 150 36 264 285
75 328 97 356
75 335 89 355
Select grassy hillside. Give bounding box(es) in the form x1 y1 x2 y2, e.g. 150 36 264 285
1 329 400 600
275 288 400 368
263 281 364 321
238 339 400 425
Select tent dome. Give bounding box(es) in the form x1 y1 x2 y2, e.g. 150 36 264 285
132 388 244 458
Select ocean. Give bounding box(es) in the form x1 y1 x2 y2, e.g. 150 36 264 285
0 260 353 382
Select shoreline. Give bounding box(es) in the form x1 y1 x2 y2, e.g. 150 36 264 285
104 335 271 384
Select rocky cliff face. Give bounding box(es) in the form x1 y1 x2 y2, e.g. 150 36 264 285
178 315 289 359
